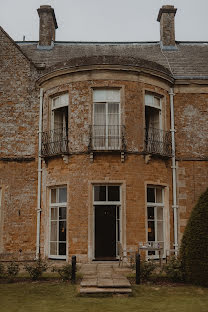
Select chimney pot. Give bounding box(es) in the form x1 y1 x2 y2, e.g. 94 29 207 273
157 5 177 48
37 5 58 47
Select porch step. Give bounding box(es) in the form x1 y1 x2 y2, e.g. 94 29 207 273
79 263 132 295
80 287 132 294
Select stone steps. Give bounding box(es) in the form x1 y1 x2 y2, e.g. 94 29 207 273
80 287 132 294
79 263 132 295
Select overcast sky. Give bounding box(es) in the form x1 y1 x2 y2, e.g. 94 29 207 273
0 0 208 42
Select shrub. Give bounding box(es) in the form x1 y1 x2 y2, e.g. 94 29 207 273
140 260 156 281
180 188 208 287
25 259 47 280
163 257 184 282
52 264 72 281
0 263 5 278
6 262 19 281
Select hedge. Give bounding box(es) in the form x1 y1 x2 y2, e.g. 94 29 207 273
180 188 208 287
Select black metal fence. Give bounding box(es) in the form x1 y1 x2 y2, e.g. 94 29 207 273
41 128 68 157
144 127 172 157
89 125 126 151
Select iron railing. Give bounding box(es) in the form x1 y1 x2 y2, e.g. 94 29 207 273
144 127 172 157
89 125 126 151
41 128 68 157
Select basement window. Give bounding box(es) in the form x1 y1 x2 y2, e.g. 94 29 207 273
49 187 67 259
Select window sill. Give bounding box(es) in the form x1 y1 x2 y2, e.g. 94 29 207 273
48 256 67 260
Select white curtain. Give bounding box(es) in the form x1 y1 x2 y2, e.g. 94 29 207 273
93 90 120 149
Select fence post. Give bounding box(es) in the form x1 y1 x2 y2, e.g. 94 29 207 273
71 255 76 283
136 253 140 284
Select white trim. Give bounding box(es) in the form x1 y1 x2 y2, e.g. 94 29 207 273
146 185 169 259
49 186 67 259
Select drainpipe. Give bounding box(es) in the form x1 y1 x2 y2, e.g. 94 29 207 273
36 88 43 259
169 88 178 256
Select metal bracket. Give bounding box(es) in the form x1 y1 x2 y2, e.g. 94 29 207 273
144 154 152 164
90 152 94 163
62 155 69 164
121 152 125 163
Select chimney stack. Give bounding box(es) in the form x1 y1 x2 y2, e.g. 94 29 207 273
157 5 177 49
37 5 58 48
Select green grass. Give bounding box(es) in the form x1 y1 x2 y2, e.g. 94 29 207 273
0 282 208 312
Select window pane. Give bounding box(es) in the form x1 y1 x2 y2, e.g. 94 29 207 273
148 221 155 241
50 221 57 241
51 189 57 203
51 208 58 220
145 94 154 106
59 243 66 255
157 221 164 241
59 187 67 203
156 188 163 203
154 97 160 108
147 188 155 202
108 186 120 201
50 242 57 255
59 221 66 241
94 186 106 201
147 207 154 220
157 207 163 220
59 207 66 220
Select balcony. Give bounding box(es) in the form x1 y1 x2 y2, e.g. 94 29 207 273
89 125 126 152
41 128 68 157
144 127 172 157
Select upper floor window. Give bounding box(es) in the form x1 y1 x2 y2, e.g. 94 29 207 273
93 89 121 150
41 93 69 156
144 93 171 157
51 93 69 133
145 93 162 131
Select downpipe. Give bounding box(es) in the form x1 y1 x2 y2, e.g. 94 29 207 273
169 88 178 256
36 88 43 259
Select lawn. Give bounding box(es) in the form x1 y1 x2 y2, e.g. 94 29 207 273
0 282 208 312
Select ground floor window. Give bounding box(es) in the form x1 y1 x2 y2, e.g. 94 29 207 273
147 186 164 256
49 187 67 259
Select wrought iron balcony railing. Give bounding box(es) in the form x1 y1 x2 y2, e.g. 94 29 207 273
89 125 126 151
144 127 172 157
41 128 68 157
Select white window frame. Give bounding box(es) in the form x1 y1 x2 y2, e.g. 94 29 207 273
49 187 67 260
51 93 69 132
145 93 162 130
93 89 121 150
146 186 165 259
93 185 122 258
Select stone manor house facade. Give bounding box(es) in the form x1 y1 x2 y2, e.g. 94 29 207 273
0 5 207 263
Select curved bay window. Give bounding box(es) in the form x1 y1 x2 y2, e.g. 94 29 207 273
49 187 67 259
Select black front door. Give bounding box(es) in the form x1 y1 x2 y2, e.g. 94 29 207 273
95 205 116 259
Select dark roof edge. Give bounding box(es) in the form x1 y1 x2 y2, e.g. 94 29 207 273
0 26 36 67
15 40 208 45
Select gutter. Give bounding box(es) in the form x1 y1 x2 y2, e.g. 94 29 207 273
169 88 178 255
36 88 43 259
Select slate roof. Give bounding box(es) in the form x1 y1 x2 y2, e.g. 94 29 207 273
17 41 208 79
